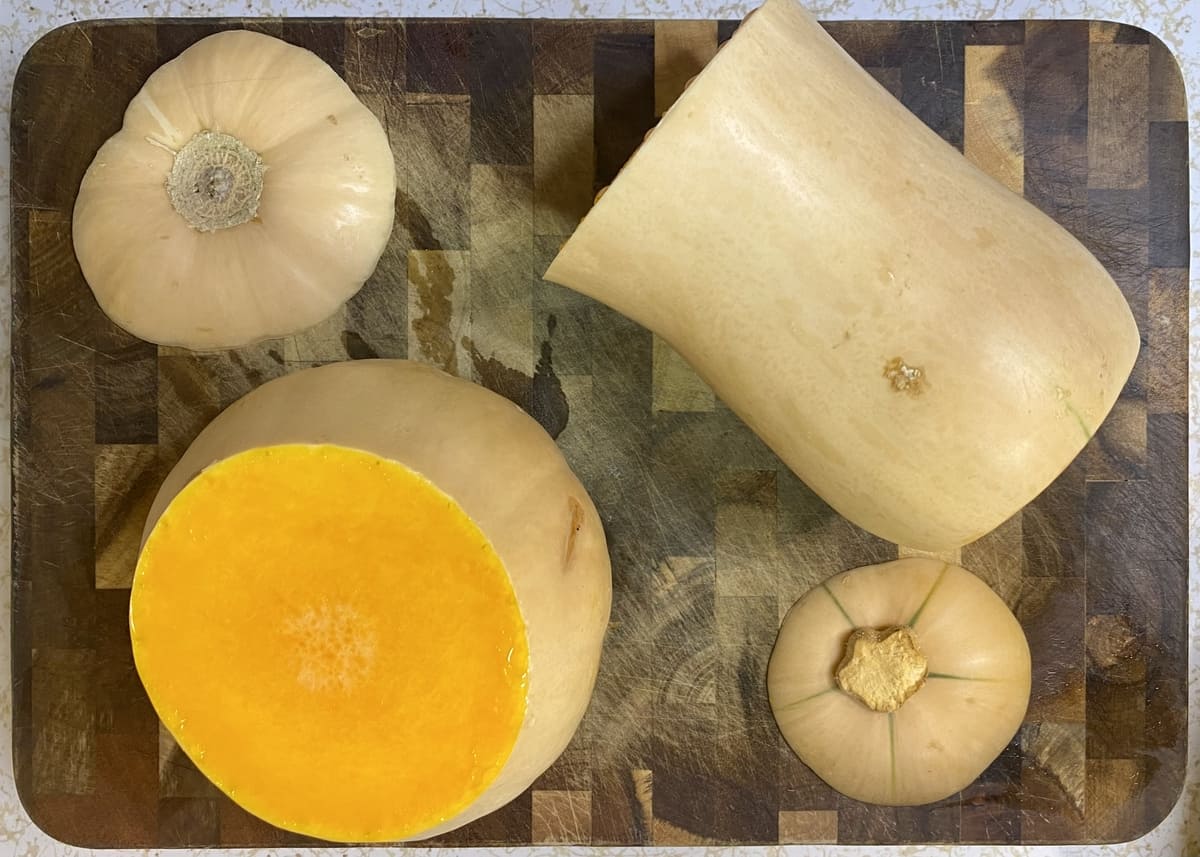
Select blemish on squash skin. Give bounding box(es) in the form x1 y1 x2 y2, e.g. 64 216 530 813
833 328 852 349
564 497 585 569
877 263 907 296
1062 398 1094 442
883 357 925 396
1054 386 1093 441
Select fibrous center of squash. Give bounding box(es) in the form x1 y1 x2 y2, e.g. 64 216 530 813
130 444 529 842
166 130 265 232
835 625 927 712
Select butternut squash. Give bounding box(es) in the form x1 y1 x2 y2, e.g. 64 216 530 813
545 0 1139 550
130 360 611 841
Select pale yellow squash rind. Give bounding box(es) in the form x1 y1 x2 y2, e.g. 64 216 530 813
138 360 612 840
545 0 1139 550
767 558 1032 806
73 30 396 349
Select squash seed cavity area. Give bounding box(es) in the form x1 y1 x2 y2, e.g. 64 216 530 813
131 444 529 841
281 603 378 693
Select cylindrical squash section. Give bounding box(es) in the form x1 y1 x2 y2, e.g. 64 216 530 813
545 0 1139 550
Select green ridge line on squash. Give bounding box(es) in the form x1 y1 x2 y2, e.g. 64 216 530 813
1062 398 1094 442
775 686 837 713
927 672 991 681
907 562 951 628
821 582 856 627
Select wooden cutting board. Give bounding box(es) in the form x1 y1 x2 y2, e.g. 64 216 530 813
10 15 1189 848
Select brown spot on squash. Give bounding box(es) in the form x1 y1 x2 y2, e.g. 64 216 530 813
564 496 585 569
974 226 997 249
326 113 338 125
883 357 926 396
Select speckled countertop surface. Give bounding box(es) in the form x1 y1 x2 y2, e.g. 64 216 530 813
1 0 1196 855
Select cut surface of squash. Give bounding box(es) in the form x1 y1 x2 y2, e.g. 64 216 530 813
131 443 529 842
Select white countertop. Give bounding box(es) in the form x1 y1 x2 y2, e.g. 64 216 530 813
1 0 1196 855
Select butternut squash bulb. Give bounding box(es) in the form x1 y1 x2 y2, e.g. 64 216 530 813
73 30 396 350
130 360 611 841
545 0 1139 550
767 558 1031 805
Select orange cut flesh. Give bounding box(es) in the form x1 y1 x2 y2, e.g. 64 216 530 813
130 444 529 842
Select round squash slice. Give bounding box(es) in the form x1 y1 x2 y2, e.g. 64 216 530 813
73 30 396 349
131 360 611 841
767 558 1031 806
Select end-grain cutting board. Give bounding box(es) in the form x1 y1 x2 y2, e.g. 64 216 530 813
10 15 1189 848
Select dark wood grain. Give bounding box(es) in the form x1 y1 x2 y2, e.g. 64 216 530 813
963 20 1025 44
1149 121 1189 267
283 20 346 70
898 23 966 150
1024 21 1089 235
94 338 158 445
344 19 406 92
9 16 1188 848
403 99 471 251
158 798 220 847
593 31 655 189
469 21 534 164
534 21 595 94
407 21 468 93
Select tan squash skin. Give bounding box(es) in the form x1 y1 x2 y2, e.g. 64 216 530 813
74 31 396 350
767 558 1032 805
545 0 1139 550
140 360 612 839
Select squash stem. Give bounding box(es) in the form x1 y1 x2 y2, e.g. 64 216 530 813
835 625 928 712
167 130 265 232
